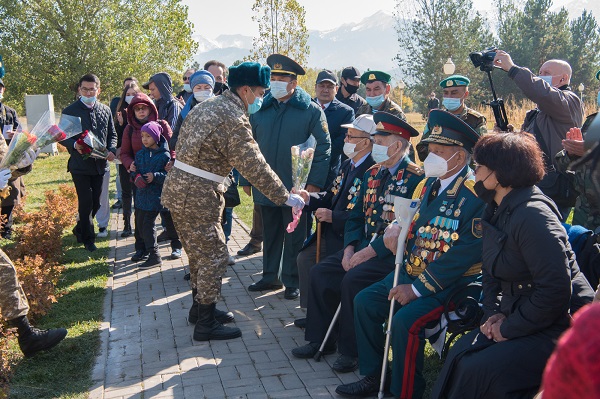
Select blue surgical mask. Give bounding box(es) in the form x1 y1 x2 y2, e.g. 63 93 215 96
539 75 554 86
270 81 290 99
124 95 134 104
194 90 213 103
247 91 263 115
371 143 391 163
366 94 385 108
81 95 96 105
183 83 192 93
442 97 462 112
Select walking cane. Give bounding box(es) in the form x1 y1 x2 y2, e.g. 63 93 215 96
378 197 420 399
316 221 322 264
314 221 386 362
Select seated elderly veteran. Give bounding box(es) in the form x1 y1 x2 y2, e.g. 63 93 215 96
291 112 424 373
294 115 377 327
335 109 485 399
431 132 594 399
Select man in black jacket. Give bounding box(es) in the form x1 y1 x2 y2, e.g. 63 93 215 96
62 74 117 252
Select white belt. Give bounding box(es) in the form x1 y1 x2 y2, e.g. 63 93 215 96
174 160 226 184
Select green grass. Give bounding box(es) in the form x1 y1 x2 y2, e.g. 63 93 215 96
234 186 254 228
3 152 117 399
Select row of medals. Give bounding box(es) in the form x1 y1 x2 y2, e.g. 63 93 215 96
365 171 409 225
332 175 361 210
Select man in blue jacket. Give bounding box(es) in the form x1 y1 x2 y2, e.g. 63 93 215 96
240 54 331 300
313 70 355 187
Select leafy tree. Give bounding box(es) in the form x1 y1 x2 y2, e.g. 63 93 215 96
247 0 310 66
569 10 600 103
0 0 197 114
394 0 494 116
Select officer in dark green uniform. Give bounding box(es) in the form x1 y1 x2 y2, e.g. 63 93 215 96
361 71 406 120
416 75 487 162
336 109 485 399
291 112 424 373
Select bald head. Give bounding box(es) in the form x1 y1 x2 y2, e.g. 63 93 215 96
539 59 572 86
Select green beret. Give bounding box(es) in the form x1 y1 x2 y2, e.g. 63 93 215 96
421 109 482 153
228 62 271 88
596 69 600 81
439 75 470 88
360 70 391 85
266 54 305 76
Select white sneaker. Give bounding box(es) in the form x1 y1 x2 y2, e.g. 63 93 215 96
97 228 109 238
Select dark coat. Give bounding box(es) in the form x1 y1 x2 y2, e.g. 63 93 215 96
335 90 370 117
151 73 182 131
170 96 200 151
302 155 375 256
0 104 29 206
481 186 593 340
61 99 117 175
315 98 354 187
132 139 170 212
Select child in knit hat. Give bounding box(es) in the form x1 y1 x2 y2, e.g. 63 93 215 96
131 121 171 269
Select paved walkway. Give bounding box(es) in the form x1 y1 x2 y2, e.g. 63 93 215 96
89 209 359 399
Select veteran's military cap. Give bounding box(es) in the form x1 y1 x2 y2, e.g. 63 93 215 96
439 75 470 88
372 111 419 141
596 69 600 80
266 54 305 77
421 109 482 153
360 70 392 85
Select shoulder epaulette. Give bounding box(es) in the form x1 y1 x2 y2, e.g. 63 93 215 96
406 162 424 176
463 179 477 196
413 179 428 200
367 164 382 173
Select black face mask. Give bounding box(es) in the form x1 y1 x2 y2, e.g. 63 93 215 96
474 180 496 204
343 81 359 95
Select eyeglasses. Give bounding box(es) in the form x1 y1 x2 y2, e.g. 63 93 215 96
80 87 98 94
473 162 483 172
346 135 370 140
183 76 190 82
133 106 148 112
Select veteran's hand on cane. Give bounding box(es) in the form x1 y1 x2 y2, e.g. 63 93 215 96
16 148 39 169
563 127 585 157
285 193 305 209
315 208 332 223
383 224 401 255
388 284 417 306
348 246 376 269
480 313 506 340
342 246 355 271
0 169 12 189
493 50 515 72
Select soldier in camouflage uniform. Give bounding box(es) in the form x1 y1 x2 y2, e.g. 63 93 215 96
417 75 487 162
0 137 68 357
161 62 305 341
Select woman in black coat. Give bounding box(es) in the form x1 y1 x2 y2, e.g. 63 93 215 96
432 132 594 399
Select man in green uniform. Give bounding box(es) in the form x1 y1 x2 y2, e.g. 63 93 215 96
336 110 485 398
162 62 305 341
416 75 487 162
291 112 424 373
361 70 406 120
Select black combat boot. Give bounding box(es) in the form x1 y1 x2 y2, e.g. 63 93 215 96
188 289 235 324
9 316 68 358
193 303 241 341
121 217 132 238
139 249 162 269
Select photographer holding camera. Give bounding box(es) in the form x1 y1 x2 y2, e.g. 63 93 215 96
493 50 584 218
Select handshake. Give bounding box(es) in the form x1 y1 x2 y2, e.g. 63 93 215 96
285 192 305 209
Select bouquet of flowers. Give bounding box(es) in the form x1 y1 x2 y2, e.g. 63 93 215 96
29 111 83 151
76 130 109 160
286 136 316 233
0 131 38 171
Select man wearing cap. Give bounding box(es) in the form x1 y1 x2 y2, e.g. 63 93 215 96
239 53 331 300
293 114 376 328
336 109 485 398
314 69 355 186
143 72 182 131
416 75 487 162
336 66 370 117
361 70 406 120
291 112 424 373
162 62 305 341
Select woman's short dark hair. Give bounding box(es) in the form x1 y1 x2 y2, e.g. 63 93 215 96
473 132 545 188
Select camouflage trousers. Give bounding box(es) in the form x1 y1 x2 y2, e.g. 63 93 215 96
0 249 29 320
170 198 228 305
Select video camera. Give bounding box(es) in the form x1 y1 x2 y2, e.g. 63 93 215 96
469 46 509 131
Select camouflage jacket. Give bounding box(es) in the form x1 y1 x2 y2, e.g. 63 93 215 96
162 90 289 216
366 98 406 121
556 149 600 230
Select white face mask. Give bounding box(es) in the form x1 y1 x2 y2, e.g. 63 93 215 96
183 83 192 93
343 142 358 158
194 90 213 103
423 151 459 177
124 95 134 104
372 143 392 164
270 81 290 99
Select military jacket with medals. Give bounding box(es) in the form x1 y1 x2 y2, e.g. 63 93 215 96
344 155 425 261
402 166 486 297
303 155 375 256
